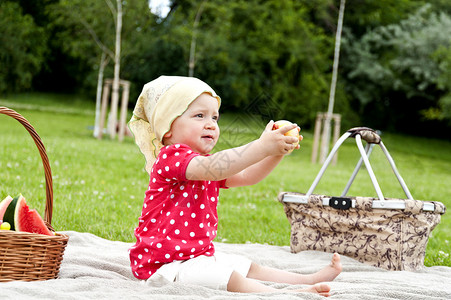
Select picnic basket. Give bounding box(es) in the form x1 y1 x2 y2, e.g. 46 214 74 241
278 127 446 271
0 106 69 281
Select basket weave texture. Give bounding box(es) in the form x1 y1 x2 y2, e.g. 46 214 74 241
0 107 68 282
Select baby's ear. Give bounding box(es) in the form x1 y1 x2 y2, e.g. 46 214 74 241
163 131 172 138
162 128 173 145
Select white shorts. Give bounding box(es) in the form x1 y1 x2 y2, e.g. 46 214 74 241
146 252 252 290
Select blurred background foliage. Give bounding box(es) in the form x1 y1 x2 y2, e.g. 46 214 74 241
1 0 451 138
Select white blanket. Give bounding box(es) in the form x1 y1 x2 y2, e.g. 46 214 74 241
1 231 450 299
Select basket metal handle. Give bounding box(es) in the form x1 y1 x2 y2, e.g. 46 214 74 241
305 127 414 202
0 107 54 228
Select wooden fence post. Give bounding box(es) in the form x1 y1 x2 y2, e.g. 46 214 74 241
311 112 341 165
97 78 131 142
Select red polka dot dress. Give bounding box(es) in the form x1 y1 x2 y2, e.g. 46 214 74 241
129 144 227 280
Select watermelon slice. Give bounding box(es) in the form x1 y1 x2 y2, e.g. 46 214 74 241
3 195 21 230
3 195 53 236
0 195 13 223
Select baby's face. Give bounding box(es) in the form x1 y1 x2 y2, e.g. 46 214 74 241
163 93 220 155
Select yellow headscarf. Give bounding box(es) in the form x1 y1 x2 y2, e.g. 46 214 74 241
128 76 221 175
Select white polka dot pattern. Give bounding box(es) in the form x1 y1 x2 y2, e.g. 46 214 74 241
129 144 228 280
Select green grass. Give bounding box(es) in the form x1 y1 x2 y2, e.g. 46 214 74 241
0 93 450 267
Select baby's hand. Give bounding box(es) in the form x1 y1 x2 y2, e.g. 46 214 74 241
259 120 300 156
295 128 304 150
272 120 302 153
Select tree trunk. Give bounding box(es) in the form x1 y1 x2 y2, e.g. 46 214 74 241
320 0 346 163
108 0 122 139
94 52 109 138
188 0 207 77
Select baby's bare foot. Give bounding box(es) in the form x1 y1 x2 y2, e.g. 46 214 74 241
301 253 342 285
327 253 342 279
295 283 331 297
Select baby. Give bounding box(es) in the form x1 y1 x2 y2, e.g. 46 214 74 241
129 76 341 296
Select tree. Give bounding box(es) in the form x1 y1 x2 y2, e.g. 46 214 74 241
342 4 451 135
432 44 451 124
108 0 123 139
188 0 207 77
169 0 335 127
0 1 47 94
320 0 346 163
50 0 153 136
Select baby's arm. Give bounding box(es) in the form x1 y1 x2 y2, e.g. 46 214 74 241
227 126 302 187
225 155 283 187
185 121 298 182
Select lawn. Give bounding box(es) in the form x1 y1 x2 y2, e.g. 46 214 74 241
0 93 450 267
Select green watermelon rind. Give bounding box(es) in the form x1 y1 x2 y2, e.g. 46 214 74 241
3 194 22 231
2 195 53 236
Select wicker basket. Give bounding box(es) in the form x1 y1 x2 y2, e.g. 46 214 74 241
0 106 69 282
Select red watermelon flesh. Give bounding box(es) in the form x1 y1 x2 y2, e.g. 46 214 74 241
0 195 13 222
14 197 53 236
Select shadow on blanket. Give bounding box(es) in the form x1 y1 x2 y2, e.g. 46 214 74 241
1 231 450 299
